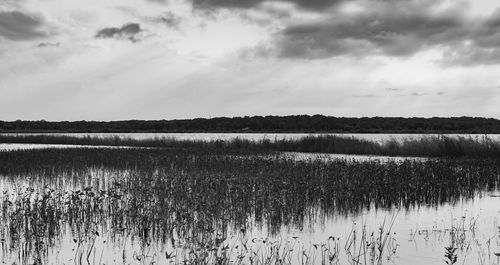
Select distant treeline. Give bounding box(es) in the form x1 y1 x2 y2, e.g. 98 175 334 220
2 115 500 133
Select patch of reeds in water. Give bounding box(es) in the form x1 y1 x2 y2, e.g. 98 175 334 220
0 148 500 264
2 134 500 158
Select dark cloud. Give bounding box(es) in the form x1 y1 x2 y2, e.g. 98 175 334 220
0 11 48 41
265 1 500 65
287 0 343 10
276 1 466 58
190 0 343 11
152 12 182 29
474 9 500 48
438 9 500 65
179 0 500 65
191 0 265 9
95 23 141 42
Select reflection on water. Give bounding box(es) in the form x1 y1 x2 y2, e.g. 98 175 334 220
0 148 500 264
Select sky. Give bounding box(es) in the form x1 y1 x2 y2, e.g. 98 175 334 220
1 0 500 121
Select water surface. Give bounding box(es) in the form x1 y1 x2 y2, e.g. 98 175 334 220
0 145 499 265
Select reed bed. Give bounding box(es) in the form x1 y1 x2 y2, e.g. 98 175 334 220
2 134 500 158
0 147 500 264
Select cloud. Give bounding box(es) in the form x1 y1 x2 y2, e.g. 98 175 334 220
151 12 182 29
0 11 48 41
261 0 500 65
37 42 60 48
95 23 141 42
190 0 265 10
437 9 500 65
189 0 343 11
442 46 500 66
275 1 467 58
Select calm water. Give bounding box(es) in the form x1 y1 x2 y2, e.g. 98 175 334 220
1 136 500 264
1 167 498 265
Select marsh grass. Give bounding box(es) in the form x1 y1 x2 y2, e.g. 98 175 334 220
344 215 398 265
0 148 500 264
2 134 500 158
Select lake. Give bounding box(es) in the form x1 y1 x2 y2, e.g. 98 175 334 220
0 135 499 264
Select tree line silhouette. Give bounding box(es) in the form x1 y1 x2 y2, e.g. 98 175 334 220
1 115 500 133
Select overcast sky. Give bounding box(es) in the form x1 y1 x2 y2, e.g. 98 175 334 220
1 0 500 120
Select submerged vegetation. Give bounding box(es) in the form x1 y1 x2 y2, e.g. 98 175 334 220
2 134 500 158
1 146 500 264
